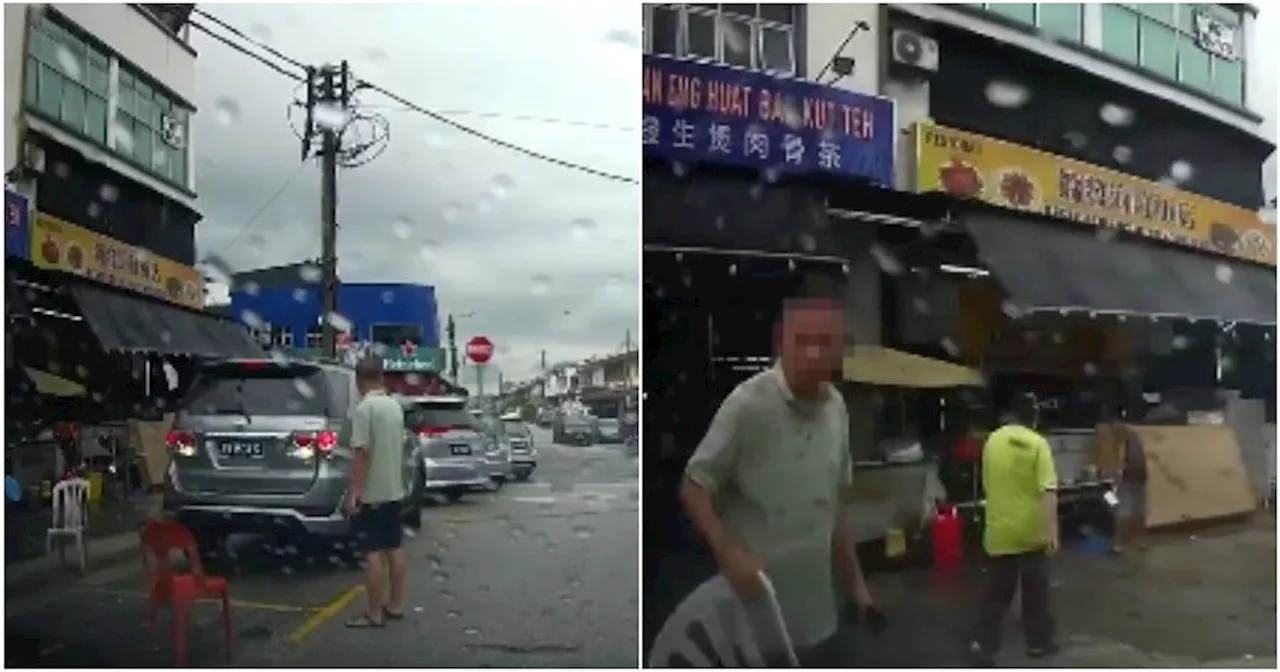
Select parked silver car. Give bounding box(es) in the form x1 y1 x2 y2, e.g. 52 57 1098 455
401 395 493 503
163 359 425 558
471 410 513 485
501 413 537 481
595 417 623 444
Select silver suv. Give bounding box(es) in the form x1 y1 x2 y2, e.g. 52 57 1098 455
163 359 425 556
401 395 492 503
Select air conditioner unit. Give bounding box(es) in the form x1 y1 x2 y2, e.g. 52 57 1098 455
160 112 187 149
891 29 939 73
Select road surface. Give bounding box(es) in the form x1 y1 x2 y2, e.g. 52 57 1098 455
5 427 640 668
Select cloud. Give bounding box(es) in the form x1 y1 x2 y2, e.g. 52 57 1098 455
191 4 640 380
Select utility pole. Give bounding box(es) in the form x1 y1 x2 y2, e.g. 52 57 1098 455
446 314 459 382
303 62 350 359
624 329 632 354
539 349 547 400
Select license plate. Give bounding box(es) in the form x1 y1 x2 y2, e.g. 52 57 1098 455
449 444 472 456
219 442 265 459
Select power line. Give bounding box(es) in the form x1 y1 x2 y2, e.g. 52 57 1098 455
192 9 309 72
355 81 638 184
363 106 636 133
187 19 304 82
214 161 311 257
191 11 638 184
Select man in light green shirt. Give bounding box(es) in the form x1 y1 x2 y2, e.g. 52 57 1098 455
344 356 408 628
680 295 875 666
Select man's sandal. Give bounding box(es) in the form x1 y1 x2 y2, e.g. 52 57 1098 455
345 613 386 628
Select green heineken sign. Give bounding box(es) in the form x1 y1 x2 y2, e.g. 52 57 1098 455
382 350 437 372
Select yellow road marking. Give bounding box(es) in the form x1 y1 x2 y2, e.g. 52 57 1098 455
84 586 311 613
286 584 364 645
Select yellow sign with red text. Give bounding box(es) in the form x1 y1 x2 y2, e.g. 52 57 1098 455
30 212 205 309
914 123 1275 266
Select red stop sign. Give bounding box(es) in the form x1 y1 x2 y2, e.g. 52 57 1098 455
465 336 494 364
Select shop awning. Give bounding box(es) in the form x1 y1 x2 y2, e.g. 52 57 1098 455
69 281 266 359
6 269 31 319
966 211 1277 325
843 346 985 388
23 367 86 397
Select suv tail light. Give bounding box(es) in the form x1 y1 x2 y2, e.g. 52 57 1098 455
166 430 196 457
416 424 472 439
293 431 338 456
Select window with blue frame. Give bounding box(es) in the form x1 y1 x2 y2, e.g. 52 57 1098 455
24 11 193 189
1100 4 1244 107
967 3 1085 42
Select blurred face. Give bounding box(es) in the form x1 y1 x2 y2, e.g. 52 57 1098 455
778 300 844 394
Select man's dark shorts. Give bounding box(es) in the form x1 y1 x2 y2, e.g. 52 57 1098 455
351 500 403 553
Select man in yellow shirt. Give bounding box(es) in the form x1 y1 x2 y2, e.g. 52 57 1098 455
965 393 1059 667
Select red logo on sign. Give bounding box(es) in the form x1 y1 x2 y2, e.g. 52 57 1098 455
401 341 418 357
465 336 494 364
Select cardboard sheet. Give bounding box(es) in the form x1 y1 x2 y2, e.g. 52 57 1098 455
1094 424 1256 528
130 414 175 488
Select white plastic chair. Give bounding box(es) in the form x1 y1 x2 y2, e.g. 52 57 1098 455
46 477 90 571
649 572 798 667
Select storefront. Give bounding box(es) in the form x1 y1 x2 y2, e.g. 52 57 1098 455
642 53 959 546
5 211 263 499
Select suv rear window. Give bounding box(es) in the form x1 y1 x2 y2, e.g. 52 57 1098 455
407 403 478 431
184 365 330 416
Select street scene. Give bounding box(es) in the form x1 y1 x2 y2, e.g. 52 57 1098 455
641 2 1275 669
6 424 639 668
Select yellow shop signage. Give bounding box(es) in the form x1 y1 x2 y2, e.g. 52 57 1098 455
915 123 1276 266
30 213 205 309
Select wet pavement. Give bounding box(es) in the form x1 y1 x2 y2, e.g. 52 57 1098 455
645 513 1276 667
5 427 641 668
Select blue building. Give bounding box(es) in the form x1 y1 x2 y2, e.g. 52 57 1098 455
228 263 440 357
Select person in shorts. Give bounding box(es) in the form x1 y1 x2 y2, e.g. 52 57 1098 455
1111 422 1148 554
344 356 409 628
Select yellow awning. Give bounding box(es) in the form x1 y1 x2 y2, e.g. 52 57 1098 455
24 367 87 397
842 346 984 388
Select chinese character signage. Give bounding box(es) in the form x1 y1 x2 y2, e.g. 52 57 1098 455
30 212 208 308
916 123 1276 266
5 188 30 260
642 55 896 186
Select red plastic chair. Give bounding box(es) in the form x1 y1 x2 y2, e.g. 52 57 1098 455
139 520 233 666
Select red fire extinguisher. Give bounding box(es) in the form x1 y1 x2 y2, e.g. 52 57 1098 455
931 501 963 571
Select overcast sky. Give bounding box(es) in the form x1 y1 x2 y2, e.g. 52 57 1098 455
191 4 639 382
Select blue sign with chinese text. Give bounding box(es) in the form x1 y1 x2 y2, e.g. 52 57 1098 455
5 188 30 261
642 55 896 186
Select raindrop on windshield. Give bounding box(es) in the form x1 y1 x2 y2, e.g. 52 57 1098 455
313 103 349 131
325 312 353 333
570 218 597 241
109 123 135 153
530 274 553 296
55 46 82 81
571 524 592 539
985 80 1031 108
602 27 640 50
243 282 262 296
1112 146 1133 165
1099 103 1135 127
870 244 903 275
294 379 316 399
1169 160 1195 184
392 216 413 240
1215 264 1234 284
292 288 308 303
239 310 265 330
213 98 241 126
298 264 322 283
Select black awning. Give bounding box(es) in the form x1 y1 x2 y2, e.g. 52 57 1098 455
967 211 1276 325
6 269 31 319
69 281 266 358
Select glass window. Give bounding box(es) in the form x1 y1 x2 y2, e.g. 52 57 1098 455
757 3 792 24
1038 4 1082 42
720 14 752 67
1102 4 1140 63
1212 56 1244 105
1137 3 1175 24
760 24 793 72
1140 21 1178 80
988 3 1035 25
371 323 424 347
685 10 717 59
84 96 107 143
60 85 86 133
649 5 679 54
1178 38 1212 91
36 64 63 118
